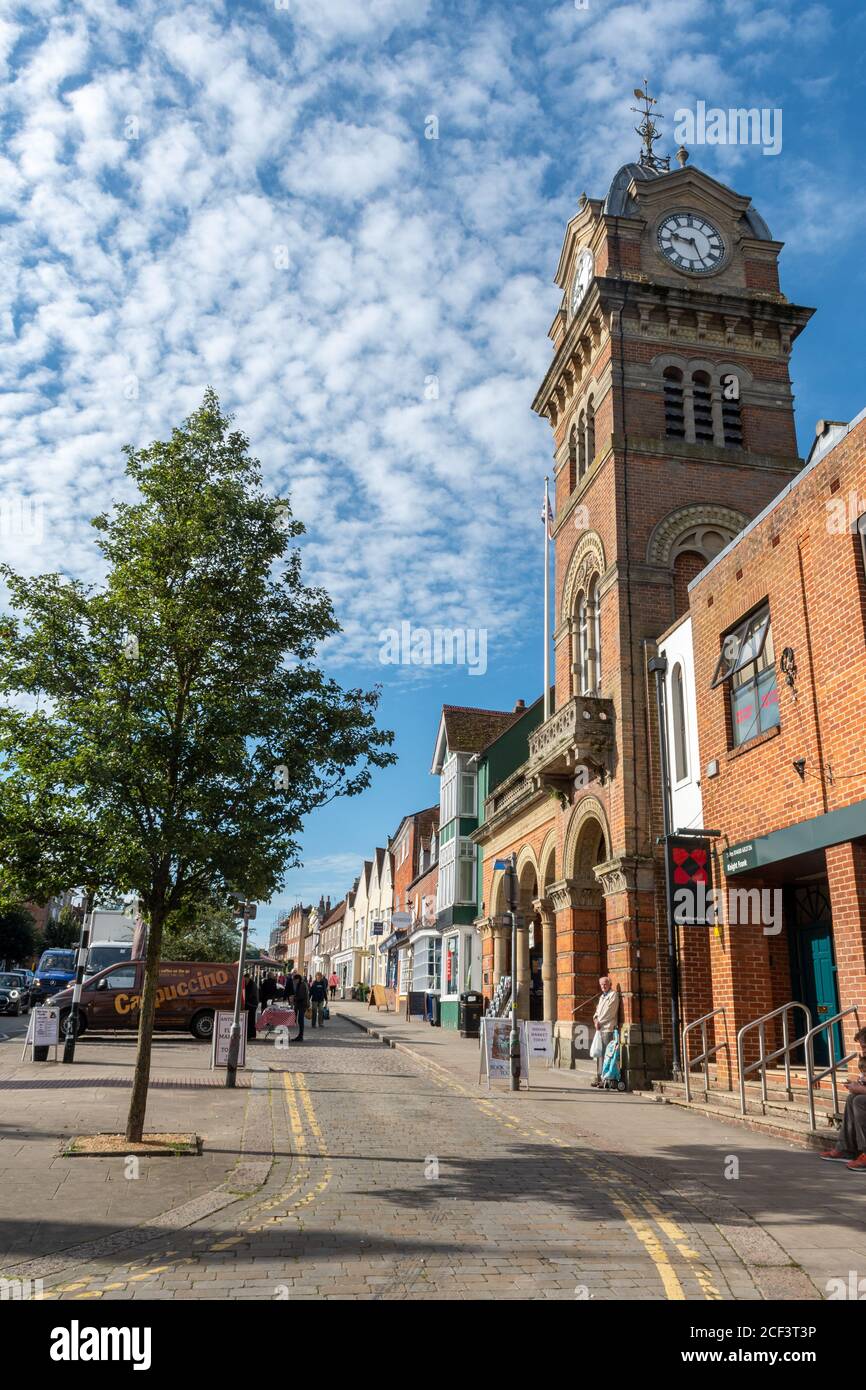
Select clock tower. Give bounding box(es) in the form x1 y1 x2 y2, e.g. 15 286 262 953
530 93 815 1081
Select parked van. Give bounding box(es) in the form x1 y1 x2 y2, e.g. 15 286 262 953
49 960 238 1041
32 949 77 1004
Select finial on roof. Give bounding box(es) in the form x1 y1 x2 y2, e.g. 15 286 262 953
675 144 689 167
629 79 671 173
578 191 588 210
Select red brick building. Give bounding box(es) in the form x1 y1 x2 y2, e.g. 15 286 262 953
272 903 309 971
671 410 866 1071
473 143 813 1084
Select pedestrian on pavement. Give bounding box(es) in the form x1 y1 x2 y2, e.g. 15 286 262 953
591 975 620 1087
244 973 259 1041
290 971 309 1043
260 974 276 1009
328 971 338 1000
822 1027 866 1170
310 972 328 1028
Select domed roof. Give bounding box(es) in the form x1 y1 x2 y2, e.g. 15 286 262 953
603 162 666 217
602 160 774 240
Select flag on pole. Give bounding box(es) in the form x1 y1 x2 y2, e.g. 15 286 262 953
542 495 554 538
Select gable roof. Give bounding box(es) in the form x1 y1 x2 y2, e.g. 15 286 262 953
431 704 522 773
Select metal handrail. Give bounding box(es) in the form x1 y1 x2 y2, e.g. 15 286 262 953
682 1007 729 1103
804 1005 861 1132
737 1001 811 1116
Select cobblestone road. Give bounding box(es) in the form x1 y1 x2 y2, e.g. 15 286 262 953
36 1015 785 1300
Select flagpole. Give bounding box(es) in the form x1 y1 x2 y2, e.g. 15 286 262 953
543 475 550 722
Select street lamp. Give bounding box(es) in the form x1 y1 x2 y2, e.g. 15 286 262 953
226 896 256 1089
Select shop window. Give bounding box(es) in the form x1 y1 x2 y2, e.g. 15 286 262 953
663 367 685 438
444 935 459 995
671 661 688 781
711 603 779 747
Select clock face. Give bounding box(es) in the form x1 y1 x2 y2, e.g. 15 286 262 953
657 212 725 274
570 248 593 313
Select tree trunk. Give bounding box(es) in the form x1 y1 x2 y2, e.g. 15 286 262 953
125 910 164 1143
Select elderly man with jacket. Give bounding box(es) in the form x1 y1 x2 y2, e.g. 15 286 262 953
590 975 620 1086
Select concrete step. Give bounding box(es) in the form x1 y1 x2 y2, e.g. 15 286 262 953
650 1079 841 1150
654 1077 842 1125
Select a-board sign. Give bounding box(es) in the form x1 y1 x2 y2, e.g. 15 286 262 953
211 1009 246 1069
33 1006 60 1047
479 1017 529 1089
21 1006 61 1062
525 1020 554 1061
368 984 393 1011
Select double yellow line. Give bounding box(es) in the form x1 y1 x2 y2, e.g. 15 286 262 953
49 1067 332 1297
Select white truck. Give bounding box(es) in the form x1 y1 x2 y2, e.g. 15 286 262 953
85 909 137 977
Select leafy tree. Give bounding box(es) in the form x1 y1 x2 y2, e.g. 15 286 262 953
0 903 37 968
162 899 242 964
44 905 81 949
0 391 395 1138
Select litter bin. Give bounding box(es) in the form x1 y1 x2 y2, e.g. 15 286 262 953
458 991 483 1038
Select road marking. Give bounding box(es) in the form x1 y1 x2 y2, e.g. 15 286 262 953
608 1193 686 1300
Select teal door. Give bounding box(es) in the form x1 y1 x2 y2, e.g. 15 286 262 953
790 884 841 1066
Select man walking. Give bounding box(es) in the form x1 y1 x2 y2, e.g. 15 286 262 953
328 970 338 1000
290 971 309 1043
310 972 328 1028
591 974 620 1087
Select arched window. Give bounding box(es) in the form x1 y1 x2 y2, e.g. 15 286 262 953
692 370 714 443
577 592 590 694
568 425 578 492
576 580 601 694
577 410 587 479
585 397 595 471
663 367 685 438
671 662 688 781
721 373 743 447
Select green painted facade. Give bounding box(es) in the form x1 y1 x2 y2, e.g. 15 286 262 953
475 694 547 912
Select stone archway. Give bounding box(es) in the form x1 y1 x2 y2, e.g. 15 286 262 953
548 798 612 1057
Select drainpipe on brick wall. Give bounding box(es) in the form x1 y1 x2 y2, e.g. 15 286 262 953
648 653 682 1078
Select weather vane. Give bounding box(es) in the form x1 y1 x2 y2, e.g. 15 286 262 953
630 80 671 172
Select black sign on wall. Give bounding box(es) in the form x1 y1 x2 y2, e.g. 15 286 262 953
668 837 713 926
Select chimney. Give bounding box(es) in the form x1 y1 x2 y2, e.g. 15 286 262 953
513 698 525 712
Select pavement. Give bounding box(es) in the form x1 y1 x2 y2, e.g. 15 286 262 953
0 1003 863 1300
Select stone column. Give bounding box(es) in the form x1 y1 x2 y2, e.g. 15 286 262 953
533 895 557 1022
594 854 662 1088
492 922 505 988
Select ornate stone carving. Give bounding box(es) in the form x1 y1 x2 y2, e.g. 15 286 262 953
547 877 600 913
646 503 749 567
593 855 656 897
561 529 606 625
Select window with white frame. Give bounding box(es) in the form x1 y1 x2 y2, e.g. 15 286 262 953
444 934 459 995
440 752 458 824
457 840 476 903
460 771 476 816
671 661 688 782
436 836 456 911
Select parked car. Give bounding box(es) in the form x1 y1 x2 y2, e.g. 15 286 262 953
49 960 238 1041
32 950 77 1004
0 972 32 1016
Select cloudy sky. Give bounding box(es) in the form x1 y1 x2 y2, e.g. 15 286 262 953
1 0 863 943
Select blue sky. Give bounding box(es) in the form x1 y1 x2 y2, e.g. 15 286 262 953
1 0 864 946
